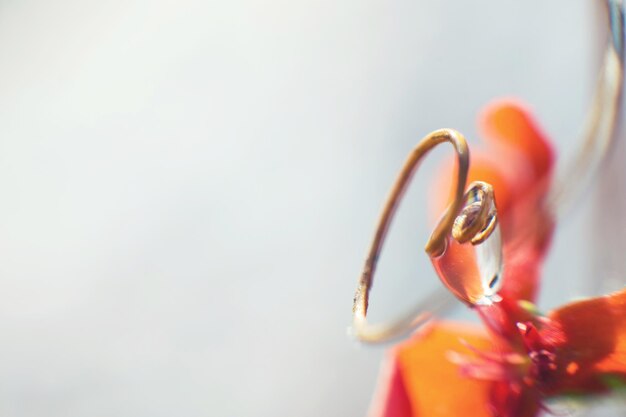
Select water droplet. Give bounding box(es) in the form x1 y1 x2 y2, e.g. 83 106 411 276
430 182 504 306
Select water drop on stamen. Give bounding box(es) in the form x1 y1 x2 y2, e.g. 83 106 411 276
430 182 504 306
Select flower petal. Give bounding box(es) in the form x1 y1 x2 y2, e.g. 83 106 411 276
477 100 555 253
479 99 554 179
497 243 543 305
369 355 413 417
546 288 626 394
370 322 494 417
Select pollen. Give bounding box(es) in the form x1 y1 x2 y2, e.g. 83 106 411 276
566 362 579 375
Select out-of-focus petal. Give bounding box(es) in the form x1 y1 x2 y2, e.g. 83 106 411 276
476 100 555 251
479 99 554 179
545 288 626 394
370 321 494 417
369 355 413 417
489 380 541 417
498 245 543 304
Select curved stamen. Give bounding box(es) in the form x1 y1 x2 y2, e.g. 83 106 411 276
352 129 478 343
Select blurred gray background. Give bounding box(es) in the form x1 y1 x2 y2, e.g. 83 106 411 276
0 0 623 416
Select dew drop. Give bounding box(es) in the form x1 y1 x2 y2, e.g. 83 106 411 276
429 182 504 306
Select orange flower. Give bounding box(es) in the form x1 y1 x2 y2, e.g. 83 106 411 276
370 100 626 417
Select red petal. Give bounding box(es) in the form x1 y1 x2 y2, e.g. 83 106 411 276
369 355 413 417
479 99 554 179
370 322 495 417
546 288 626 394
497 244 543 305
477 100 555 255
